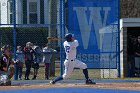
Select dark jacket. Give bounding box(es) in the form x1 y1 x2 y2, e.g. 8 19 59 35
0 54 11 71
23 47 34 61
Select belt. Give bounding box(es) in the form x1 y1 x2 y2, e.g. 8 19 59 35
66 59 74 61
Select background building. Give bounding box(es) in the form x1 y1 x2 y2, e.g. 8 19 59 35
120 0 140 77
0 0 53 24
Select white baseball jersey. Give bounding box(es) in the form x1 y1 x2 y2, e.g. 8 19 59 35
63 40 79 60
62 40 87 79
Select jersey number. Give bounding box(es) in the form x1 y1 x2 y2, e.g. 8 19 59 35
65 46 70 53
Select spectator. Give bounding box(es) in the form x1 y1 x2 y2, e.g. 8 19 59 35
134 36 140 77
127 35 135 77
23 42 34 80
43 43 57 80
32 46 42 80
15 46 24 80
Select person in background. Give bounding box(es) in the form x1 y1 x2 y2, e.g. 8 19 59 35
32 46 42 80
0 45 15 85
134 36 140 77
15 46 24 80
127 35 135 77
23 42 34 80
43 43 57 80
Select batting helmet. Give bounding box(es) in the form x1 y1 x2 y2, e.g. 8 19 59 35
1 45 11 53
65 33 74 42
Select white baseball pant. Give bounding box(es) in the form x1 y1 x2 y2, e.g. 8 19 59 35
62 59 87 79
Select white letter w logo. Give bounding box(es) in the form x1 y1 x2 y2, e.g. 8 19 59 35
73 7 111 50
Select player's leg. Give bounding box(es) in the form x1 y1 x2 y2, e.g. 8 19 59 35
62 60 74 79
74 59 89 79
7 67 14 85
74 59 96 84
8 67 14 79
0 67 14 86
0 73 10 86
50 60 74 84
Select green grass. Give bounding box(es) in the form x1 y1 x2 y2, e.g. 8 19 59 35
26 68 101 80
13 63 140 81
13 63 101 80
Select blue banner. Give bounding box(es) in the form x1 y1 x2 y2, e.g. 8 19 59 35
68 0 119 68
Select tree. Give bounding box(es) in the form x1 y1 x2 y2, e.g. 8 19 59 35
121 0 140 18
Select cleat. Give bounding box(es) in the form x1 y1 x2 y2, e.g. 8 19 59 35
50 80 55 84
86 79 96 84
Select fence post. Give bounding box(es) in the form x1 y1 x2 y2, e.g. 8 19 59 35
49 0 57 77
60 0 65 76
118 0 121 78
13 0 18 80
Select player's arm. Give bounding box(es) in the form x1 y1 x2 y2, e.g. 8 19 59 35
2 63 8 71
74 40 79 47
3 67 7 71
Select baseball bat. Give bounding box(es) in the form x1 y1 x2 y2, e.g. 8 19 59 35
47 37 64 40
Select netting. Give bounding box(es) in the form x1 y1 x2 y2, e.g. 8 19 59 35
0 0 120 80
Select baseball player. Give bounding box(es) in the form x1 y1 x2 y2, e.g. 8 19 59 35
50 33 96 84
0 45 15 85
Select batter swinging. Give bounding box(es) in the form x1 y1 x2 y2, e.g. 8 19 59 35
50 33 96 84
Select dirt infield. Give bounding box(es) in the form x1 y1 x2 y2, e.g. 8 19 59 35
0 82 140 90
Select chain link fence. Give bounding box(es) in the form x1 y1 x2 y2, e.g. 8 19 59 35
0 0 120 81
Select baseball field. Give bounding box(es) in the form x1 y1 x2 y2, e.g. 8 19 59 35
0 66 140 92
0 80 140 93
